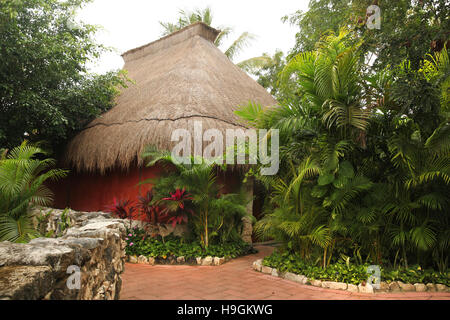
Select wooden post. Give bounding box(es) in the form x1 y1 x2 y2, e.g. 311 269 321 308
241 176 254 244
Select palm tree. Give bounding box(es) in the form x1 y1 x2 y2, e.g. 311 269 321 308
141 147 250 248
281 29 369 139
0 141 68 243
159 7 270 72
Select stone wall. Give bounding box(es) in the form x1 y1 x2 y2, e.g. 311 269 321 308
0 208 126 300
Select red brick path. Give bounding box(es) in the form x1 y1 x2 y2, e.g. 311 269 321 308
120 245 450 300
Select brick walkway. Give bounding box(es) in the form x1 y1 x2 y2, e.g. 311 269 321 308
120 245 450 300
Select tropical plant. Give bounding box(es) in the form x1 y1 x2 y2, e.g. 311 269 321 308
141 148 251 248
236 28 449 273
0 141 68 243
159 188 194 228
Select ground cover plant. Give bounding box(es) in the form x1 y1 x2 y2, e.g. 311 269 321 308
124 227 256 262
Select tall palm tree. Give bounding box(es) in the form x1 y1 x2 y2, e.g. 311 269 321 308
159 7 271 71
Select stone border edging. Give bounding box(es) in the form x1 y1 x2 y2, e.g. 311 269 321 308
252 259 449 294
127 255 229 266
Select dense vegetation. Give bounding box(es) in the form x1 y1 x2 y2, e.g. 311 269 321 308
0 0 128 153
0 142 67 242
236 28 449 274
105 151 255 258
124 228 256 261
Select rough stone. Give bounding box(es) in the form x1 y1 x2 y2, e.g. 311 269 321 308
347 284 359 293
0 207 126 300
310 280 322 287
322 281 347 290
129 256 138 264
214 257 225 266
201 256 213 266
177 256 185 264
414 283 427 292
196 257 203 265
426 283 436 292
252 259 262 272
436 284 448 292
261 266 273 274
137 255 148 264
147 257 155 265
388 281 401 292
283 272 306 284
398 281 416 292
271 269 279 277
379 282 390 292
358 283 374 293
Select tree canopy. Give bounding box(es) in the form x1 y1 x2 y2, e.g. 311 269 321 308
0 0 128 154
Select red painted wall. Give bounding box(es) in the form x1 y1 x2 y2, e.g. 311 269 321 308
51 165 243 213
51 165 162 212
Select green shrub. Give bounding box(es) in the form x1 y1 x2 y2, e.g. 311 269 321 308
263 251 449 286
124 227 257 260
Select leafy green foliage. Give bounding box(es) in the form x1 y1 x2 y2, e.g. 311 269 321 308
0 0 129 152
264 251 449 286
236 27 449 272
141 149 252 248
285 0 450 71
124 227 256 260
0 141 68 242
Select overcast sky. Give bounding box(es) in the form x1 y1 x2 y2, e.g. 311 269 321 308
77 0 310 74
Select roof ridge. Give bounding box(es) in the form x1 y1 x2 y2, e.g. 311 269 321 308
121 22 220 61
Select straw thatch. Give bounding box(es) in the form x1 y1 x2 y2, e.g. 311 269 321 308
64 22 278 173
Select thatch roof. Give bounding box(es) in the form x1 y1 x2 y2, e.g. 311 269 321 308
64 22 278 173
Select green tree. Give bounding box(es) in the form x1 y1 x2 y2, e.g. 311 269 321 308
0 0 128 153
284 0 450 70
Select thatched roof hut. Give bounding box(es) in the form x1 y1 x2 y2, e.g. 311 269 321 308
64 22 277 174
52 22 277 220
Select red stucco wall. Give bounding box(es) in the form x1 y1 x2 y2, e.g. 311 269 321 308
51 165 162 212
51 165 243 213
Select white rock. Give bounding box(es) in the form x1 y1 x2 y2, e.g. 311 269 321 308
177 256 185 264
389 281 401 292
201 256 213 266
347 284 359 292
196 257 203 265
283 272 306 284
414 283 427 292
129 256 138 264
398 281 416 292
426 283 436 292
137 255 148 264
326 281 347 290
436 284 448 292
271 269 279 277
252 259 262 272
310 280 322 287
358 283 374 293
261 266 273 274
148 257 155 265
214 257 225 266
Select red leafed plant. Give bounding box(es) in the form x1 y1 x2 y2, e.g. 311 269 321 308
137 190 167 225
105 197 136 220
160 188 194 228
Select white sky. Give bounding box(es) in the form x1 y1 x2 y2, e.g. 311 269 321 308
77 0 310 74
